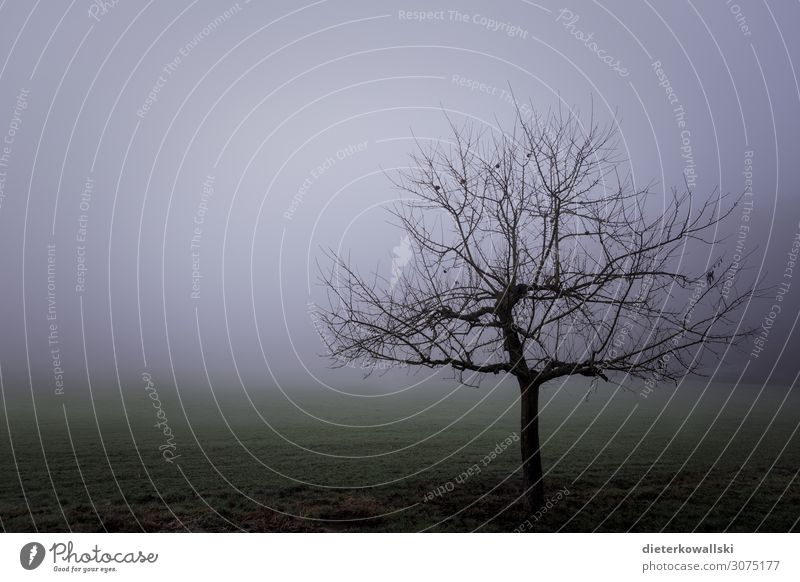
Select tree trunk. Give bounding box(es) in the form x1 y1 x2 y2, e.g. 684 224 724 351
518 376 545 511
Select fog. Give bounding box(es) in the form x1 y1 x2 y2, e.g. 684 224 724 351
0 0 798 405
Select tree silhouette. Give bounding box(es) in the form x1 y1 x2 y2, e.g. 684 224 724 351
315 104 756 511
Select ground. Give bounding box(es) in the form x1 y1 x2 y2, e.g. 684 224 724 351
1 377 798 532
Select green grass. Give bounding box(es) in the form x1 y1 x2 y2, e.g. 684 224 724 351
1 378 798 532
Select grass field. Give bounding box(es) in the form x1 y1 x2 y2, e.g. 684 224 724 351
1 377 799 532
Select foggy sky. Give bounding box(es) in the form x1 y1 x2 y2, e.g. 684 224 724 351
0 0 799 404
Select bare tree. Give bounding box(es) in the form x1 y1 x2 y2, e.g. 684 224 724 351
315 104 756 511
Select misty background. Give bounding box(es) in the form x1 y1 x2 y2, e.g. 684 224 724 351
0 0 799 411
